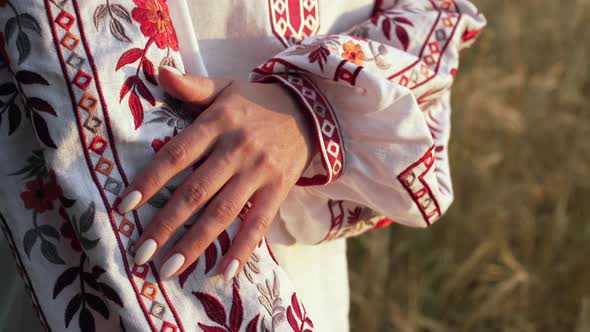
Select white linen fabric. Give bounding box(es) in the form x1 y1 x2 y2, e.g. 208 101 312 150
0 0 484 331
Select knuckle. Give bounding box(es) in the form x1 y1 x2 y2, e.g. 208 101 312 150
217 105 240 127
212 199 239 221
181 182 208 206
251 214 272 233
155 219 176 238
256 152 280 173
163 142 187 165
142 175 162 192
186 237 206 253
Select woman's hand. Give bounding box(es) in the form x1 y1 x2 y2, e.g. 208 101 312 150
118 66 317 280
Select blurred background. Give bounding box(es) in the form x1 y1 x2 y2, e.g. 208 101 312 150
347 0 590 331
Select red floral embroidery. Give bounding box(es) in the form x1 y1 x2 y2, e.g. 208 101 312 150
131 0 178 51
20 171 63 213
151 135 171 152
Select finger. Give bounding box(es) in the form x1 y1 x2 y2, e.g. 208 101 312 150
117 122 216 214
132 149 236 266
158 173 262 278
218 184 285 281
158 66 232 106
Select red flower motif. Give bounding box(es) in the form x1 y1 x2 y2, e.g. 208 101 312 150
59 206 82 252
0 32 10 65
20 171 63 213
132 0 178 50
151 135 171 152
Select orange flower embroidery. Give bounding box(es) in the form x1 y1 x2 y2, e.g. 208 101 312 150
341 41 365 66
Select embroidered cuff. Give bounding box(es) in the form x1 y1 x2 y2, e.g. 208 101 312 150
253 73 344 186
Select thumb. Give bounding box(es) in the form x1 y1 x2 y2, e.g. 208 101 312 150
158 65 232 106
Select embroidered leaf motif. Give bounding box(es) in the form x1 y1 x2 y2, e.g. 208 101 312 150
18 13 42 35
54 267 80 298
28 97 56 115
86 293 109 319
38 224 60 239
110 18 132 43
178 259 197 288
93 4 108 30
79 202 95 233
79 307 95 332
219 230 231 256
0 82 17 95
396 25 410 50
246 315 260 332
7 104 21 135
16 31 31 64
193 292 227 326
23 228 38 258
110 4 132 23
128 91 144 130
120 76 135 101
204 241 218 274
65 294 82 327
229 285 244 331
135 78 155 106
142 58 157 85
40 239 65 264
4 17 17 41
393 17 414 26
286 307 299 332
99 282 124 307
197 324 226 332
382 18 392 40
116 48 143 71
31 111 57 148
16 70 49 85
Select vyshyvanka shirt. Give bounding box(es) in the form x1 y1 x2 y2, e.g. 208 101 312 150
0 1 484 331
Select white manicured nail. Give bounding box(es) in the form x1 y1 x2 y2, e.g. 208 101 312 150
160 253 185 278
119 190 142 213
159 65 184 76
223 259 240 281
134 239 157 265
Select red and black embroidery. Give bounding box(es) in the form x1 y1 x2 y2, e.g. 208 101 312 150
397 146 441 226
255 72 344 185
115 0 179 129
268 0 320 47
44 0 185 330
1 2 58 148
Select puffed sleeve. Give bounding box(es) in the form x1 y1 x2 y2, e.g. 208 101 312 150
251 0 486 243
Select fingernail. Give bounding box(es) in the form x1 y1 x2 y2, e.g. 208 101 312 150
118 190 142 213
160 253 185 278
159 65 184 76
223 259 240 281
134 239 157 265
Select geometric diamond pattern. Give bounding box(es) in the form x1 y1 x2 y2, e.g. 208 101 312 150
118 218 134 237
79 93 98 113
149 301 167 320
89 136 108 154
161 322 178 332
141 282 159 301
66 52 85 70
95 157 114 176
84 114 103 133
61 32 79 50
73 70 92 90
132 264 149 280
55 11 75 31
104 177 122 194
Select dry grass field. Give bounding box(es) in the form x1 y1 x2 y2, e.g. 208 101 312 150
347 0 590 331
